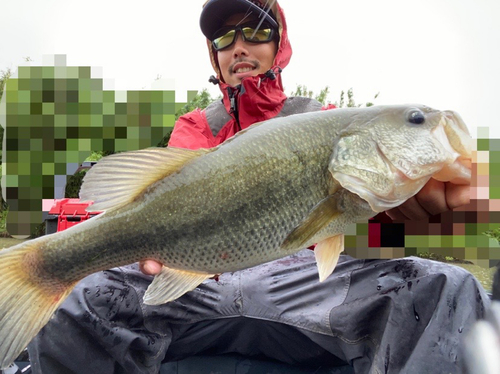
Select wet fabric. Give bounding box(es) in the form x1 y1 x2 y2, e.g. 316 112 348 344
27 250 490 374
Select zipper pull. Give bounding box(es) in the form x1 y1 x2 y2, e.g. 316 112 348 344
230 96 236 114
226 87 236 114
226 86 242 131
227 86 241 115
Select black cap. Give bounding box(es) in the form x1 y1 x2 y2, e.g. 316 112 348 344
200 0 278 40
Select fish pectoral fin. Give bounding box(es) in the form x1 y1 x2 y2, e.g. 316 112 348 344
315 234 344 282
143 266 215 305
80 147 211 212
281 193 342 251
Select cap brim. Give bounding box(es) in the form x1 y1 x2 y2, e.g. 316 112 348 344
200 0 277 40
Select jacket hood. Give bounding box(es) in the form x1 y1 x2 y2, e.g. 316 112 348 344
203 0 292 88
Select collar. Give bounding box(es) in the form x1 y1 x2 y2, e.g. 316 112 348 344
218 69 287 129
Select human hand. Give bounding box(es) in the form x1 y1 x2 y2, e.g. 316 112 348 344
385 178 470 221
139 260 163 275
139 260 221 281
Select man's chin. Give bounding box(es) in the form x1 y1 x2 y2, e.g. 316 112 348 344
227 73 259 87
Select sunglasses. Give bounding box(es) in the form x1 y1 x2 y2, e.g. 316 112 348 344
212 22 276 51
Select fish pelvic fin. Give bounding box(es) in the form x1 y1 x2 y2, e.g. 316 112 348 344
315 234 344 282
143 266 214 305
0 242 76 370
281 193 343 251
80 147 211 212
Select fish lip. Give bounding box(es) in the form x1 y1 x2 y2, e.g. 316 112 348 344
443 110 470 137
429 114 473 184
431 117 462 160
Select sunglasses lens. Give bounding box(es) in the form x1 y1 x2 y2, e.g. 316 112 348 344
241 27 273 42
213 29 236 50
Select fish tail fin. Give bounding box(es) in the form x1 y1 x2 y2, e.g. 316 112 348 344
0 241 75 369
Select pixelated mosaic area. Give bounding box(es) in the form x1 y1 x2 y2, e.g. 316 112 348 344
0 63 197 237
345 136 500 269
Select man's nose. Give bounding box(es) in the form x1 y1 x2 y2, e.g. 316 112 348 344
232 33 249 58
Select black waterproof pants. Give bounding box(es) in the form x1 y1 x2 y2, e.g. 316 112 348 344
27 250 490 374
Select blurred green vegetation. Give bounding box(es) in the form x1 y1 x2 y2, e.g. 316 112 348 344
289 85 379 107
484 228 500 244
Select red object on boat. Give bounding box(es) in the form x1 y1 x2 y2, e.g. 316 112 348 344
46 198 101 233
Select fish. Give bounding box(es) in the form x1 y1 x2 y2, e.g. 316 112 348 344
0 105 472 369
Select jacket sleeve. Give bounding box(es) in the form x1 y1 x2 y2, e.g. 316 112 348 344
167 109 215 150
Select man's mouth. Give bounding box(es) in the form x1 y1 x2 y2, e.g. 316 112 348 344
231 61 258 75
234 66 255 73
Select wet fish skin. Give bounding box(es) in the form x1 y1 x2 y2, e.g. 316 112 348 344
0 105 472 369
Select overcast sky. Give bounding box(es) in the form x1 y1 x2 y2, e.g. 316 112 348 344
2 0 499 138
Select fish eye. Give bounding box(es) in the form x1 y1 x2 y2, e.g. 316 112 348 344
407 109 425 125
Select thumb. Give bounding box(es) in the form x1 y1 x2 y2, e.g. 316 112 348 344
139 260 163 275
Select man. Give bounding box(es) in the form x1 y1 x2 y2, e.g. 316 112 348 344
28 1 489 373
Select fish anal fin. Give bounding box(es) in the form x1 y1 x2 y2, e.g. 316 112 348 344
143 266 214 305
281 193 342 251
80 147 211 212
315 234 344 282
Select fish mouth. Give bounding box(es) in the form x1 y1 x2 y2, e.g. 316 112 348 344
429 111 473 185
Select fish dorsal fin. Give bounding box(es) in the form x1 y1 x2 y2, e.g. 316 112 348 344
80 147 210 212
281 193 343 251
143 266 214 305
315 234 344 282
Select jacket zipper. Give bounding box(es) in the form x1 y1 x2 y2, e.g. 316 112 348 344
227 86 242 132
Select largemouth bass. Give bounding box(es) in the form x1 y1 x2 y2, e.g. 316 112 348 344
0 105 472 368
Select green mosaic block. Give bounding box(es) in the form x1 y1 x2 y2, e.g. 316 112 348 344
477 138 490 151
0 62 196 237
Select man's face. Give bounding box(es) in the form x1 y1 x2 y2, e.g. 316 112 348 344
216 13 277 87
